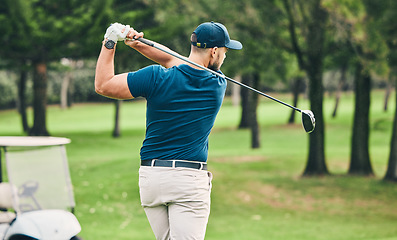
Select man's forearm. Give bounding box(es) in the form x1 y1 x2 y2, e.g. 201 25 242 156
133 41 170 64
127 40 182 68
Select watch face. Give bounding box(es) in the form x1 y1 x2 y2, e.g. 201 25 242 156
105 40 115 49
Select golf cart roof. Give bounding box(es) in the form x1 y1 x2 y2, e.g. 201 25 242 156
0 136 71 147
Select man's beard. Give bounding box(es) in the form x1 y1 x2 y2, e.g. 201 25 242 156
208 63 220 71
208 55 221 71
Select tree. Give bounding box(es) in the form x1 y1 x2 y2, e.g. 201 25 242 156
113 100 122 138
238 76 250 129
239 73 261 148
282 0 329 175
16 61 30 133
383 74 393 112
1 0 112 135
331 64 348 118
60 59 77 109
329 0 389 176
349 61 373 175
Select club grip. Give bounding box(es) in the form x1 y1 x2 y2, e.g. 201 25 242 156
136 37 154 47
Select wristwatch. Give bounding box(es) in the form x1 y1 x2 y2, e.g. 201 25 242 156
104 39 115 49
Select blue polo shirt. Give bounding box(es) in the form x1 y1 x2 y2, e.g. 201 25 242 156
127 64 227 162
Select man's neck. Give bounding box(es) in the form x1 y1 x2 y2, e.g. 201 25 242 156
187 52 210 70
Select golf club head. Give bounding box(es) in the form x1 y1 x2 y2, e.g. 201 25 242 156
301 110 315 133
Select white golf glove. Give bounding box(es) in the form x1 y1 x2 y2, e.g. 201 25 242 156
104 23 131 42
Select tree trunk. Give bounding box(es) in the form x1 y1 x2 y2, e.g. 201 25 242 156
248 73 260 149
238 76 250 129
304 70 328 176
67 77 74 108
384 77 397 181
302 1 328 176
17 65 30 133
61 72 71 109
349 63 373 176
332 64 347 118
288 77 304 124
61 60 75 109
231 75 241 107
113 100 122 138
29 61 49 136
383 74 393 112
283 0 328 175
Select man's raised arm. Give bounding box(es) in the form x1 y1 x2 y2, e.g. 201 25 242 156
95 23 184 100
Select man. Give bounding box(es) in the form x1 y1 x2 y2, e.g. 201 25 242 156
95 21 242 240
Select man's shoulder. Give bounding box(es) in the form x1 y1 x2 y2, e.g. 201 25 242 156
143 64 166 71
134 64 169 77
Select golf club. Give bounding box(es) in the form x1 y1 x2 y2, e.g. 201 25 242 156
129 37 316 133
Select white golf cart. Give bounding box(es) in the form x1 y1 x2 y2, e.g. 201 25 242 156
0 137 81 240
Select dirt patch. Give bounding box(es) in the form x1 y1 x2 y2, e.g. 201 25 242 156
232 181 346 212
232 180 394 217
255 183 316 211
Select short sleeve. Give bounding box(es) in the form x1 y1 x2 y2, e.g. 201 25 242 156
127 65 159 98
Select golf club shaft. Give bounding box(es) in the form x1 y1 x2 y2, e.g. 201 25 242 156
134 37 302 113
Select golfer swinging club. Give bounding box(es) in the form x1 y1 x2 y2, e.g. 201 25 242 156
95 21 242 239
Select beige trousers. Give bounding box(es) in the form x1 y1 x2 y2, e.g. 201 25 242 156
139 166 213 240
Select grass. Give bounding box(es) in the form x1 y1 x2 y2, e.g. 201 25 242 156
1 90 397 240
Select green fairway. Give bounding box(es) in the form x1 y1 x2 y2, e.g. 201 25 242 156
1 91 396 239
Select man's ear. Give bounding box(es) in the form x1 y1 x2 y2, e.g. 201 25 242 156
210 47 218 57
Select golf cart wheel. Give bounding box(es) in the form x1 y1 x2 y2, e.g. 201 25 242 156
8 235 37 240
70 236 84 240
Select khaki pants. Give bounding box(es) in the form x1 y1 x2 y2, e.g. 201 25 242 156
139 166 213 240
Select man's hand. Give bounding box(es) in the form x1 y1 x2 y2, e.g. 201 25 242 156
124 28 144 48
104 23 131 42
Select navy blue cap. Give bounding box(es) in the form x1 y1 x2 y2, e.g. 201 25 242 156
191 22 242 50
